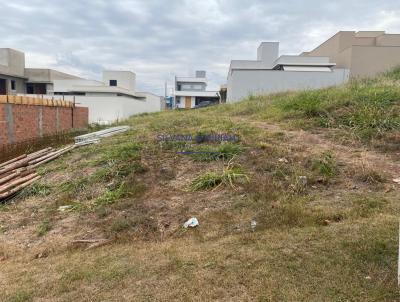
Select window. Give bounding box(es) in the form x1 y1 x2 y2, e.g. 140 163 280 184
109 80 117 86
11 80 16 90
27 84 34 94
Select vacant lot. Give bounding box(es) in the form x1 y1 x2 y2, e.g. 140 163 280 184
1 71 399 301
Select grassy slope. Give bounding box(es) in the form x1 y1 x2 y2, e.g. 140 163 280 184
1 70 400 301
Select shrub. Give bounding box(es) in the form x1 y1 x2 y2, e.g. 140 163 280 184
312 151 338 179
190 161 249 191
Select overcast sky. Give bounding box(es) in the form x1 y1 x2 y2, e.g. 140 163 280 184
1 0 399 95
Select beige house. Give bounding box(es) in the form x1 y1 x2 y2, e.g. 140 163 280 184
302 31 400 78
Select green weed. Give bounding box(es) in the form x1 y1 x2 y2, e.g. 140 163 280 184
190 161 249 191
36 219 51 237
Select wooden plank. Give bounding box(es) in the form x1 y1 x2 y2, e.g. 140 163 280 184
0 154 27 169
0 175 41 199
0 172 38 194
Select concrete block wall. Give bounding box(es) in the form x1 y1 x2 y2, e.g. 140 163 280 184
0 103 88 146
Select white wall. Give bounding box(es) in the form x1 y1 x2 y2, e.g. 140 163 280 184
74 94 162 124
257 42 279 66
53 79 104 92
227 69 349 102
102 71 136 91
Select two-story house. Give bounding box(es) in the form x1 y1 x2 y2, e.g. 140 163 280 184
173 70 219 109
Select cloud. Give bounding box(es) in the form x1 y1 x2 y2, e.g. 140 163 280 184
1 0 400 94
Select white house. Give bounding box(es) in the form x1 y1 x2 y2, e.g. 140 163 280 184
0 48 164 124
51 70 164 124
227 42 349 102
174 70 219 108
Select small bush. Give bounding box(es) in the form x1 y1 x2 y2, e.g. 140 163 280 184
110 218 131 233
95 182 129 206
190 162 249 191
356 168 386 184
36 219 51 237
21 183 52 198
312 151 338 179
189 143 242 161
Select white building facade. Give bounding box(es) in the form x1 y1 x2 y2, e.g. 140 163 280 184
227 42 350 102
174 70 219 108
51 71 164 124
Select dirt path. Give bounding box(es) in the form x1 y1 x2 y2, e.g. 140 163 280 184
237 118 400 179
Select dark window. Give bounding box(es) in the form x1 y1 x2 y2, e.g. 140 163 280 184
109 80 117 86
11 80 16 90
177 84 181 91
26 84 34 94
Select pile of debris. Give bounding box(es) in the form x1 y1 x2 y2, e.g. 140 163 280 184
0 145 75 200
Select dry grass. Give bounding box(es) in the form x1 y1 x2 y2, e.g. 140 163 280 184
1 73 400 301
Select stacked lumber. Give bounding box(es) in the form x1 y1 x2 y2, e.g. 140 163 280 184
0 145 75 200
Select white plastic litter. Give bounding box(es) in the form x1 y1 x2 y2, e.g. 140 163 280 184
58 205 72 212
183 217 199 228
393 178 400 184
251 220 257 230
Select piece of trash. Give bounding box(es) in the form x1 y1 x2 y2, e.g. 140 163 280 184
251 220 257 230
393 178 400 184
278 158 288 163
58 205 72 212
365 276 371 280
183 217 199 228
298 176 308 186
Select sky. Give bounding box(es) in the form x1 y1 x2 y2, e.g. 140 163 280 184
1 0 400 95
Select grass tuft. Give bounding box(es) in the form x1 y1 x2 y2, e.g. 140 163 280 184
190 161 249 191
36 219 51 237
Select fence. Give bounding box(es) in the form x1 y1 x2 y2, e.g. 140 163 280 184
0 96 88 147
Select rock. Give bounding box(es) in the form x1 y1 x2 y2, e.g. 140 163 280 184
298 176 308 186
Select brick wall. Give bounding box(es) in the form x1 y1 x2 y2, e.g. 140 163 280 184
0 103 88 146
73 107 89 129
